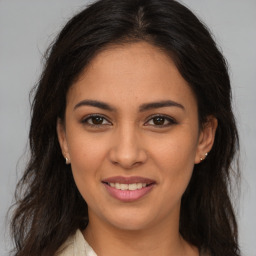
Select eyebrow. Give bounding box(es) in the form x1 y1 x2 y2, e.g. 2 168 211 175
74 100 116 111
139 100 184 112
74 99 184 112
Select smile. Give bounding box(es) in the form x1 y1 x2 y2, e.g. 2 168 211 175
102 176 155 202
108 182 147 190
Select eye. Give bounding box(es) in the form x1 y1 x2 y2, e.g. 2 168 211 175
145 115 177 127
81 114 111 127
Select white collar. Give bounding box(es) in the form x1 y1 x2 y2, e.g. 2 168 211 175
74 229 97 256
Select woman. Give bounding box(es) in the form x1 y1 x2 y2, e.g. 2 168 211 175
10 0 240 255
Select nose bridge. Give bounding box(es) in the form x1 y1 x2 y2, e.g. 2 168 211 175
109 122 147 168
118 123 137 153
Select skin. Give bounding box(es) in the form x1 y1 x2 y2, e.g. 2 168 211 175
57 42 217 256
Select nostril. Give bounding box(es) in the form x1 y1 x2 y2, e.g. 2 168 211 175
108 141 148 169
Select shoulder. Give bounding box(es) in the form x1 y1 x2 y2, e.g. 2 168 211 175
55 229 97 256
55 231 76 256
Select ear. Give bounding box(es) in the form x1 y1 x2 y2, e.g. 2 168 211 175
56 118 70 162
194 116 218 164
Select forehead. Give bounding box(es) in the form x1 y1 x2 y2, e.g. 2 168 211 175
67 42 197 111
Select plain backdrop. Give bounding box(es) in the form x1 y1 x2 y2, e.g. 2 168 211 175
0 1 255 255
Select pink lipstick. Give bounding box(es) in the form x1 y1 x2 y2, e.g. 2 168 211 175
102 176 156 202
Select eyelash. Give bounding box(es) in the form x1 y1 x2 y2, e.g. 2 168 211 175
145 114 177 127
81 114 111 128
81 114 177 128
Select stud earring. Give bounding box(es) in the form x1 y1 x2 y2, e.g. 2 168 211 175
65 157 70 165
200 152 208 162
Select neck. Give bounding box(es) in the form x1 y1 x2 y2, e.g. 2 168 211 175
83 211 198 256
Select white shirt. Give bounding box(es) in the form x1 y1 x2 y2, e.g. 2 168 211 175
56 229 97 256
56 229 207 256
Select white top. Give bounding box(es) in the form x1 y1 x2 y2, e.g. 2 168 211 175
56 229 207 256
56 229 97 256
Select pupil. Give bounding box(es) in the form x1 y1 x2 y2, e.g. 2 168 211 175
92 116 103 124
153 117 164 125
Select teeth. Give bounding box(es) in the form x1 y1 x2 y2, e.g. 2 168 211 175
137 183 143 189
128 184 137 190
108 182 147 190
120 184 128 190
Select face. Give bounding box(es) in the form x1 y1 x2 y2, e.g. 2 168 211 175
57 42 216 232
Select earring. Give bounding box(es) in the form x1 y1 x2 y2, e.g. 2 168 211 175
65 157 70 165
200 152 208 162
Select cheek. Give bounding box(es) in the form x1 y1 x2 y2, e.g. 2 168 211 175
68 139 108 207
152 131 198 166
66 131 109 192
150 131 198 187
67 127 107 166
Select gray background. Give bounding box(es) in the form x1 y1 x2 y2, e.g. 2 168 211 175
0 0 255 255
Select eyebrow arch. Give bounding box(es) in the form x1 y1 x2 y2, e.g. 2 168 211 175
73 99 184 112
139 100 184 112
74 100 116 111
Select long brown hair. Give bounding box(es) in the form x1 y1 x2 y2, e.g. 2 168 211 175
10 0 240 255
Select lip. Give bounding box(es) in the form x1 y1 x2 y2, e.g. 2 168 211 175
102 176 155 184
102 176 156 202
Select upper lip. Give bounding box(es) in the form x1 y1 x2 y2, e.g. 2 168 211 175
102 176 156 185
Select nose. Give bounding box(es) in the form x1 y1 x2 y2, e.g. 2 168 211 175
108 125 147 169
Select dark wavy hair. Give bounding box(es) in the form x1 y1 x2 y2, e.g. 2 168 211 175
10 0 240 255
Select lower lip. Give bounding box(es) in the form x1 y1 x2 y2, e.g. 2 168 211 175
103 183 154 202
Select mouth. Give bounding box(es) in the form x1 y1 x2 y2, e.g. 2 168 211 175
102 176 156 201
102 182 154 191
102 176 155 190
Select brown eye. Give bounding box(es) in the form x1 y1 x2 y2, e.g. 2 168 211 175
145 115 177 127
82 115 111 127
91 116 104 125
152 116 165 125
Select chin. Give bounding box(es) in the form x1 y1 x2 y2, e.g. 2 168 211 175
104 210 157 231
111 220 151 231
